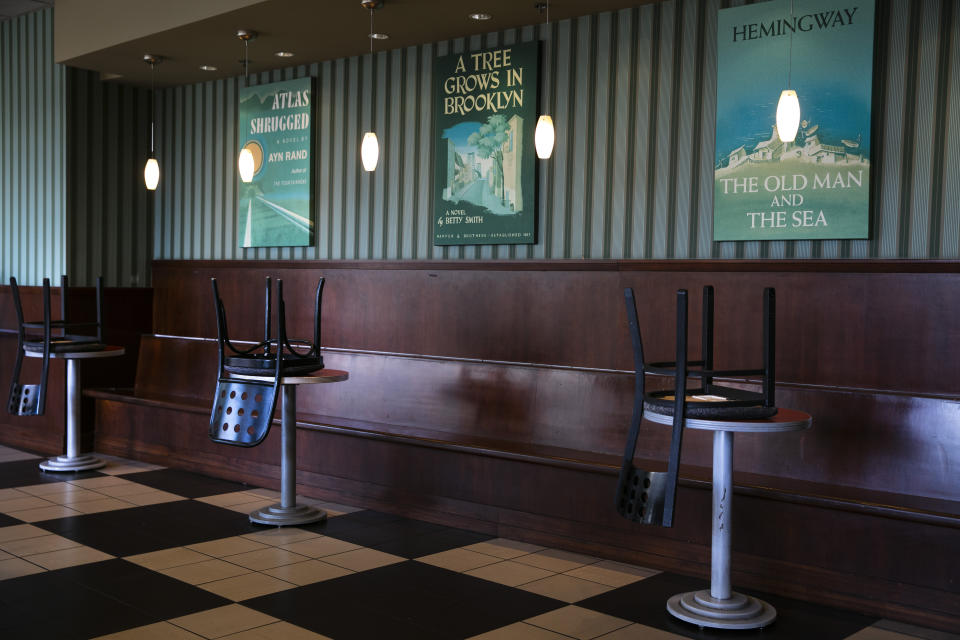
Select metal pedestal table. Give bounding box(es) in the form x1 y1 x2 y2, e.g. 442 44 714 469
236 370 349 526
25 346 126 472
645 408 811 630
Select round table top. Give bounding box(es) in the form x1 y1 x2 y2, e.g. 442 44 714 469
645 407 811 433
24 345 125 360
232 369 349 385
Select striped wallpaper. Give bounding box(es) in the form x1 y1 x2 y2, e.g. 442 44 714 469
66 68 152 287
2 0 959 288
152 0 960 262
0 8 152 287
0 8 65 286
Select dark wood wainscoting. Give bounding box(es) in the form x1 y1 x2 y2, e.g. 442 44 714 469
90 259 960 631
0 285 153 455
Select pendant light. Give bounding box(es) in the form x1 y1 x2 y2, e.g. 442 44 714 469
237 29 258 183
534 1 555 159
143 54 161 190
776 0 800 143
360 1 385 172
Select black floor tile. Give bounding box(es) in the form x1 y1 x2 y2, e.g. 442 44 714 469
0 458 103 489
313 511 450 548
372 526 493 558
117 468 250 498
35 499 262 556
56 558 232 619
244 560 565 640
0 569 155 640
0 512 21 527
579 572 876 640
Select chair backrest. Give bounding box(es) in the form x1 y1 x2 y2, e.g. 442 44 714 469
616 285 776 527
208 276 325 446
6 275 104 417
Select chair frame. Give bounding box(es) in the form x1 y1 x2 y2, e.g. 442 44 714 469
7 275 103 417
208 276 324 447
617 286 775 527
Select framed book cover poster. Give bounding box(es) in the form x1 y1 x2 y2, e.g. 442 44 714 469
237 77 314 248
433 43 538 246
714 0 875 241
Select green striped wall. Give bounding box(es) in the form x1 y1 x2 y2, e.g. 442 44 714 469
66 68 152 287
3 1 958 279
153 0 960 261
0 8 151 287
0 8 66 286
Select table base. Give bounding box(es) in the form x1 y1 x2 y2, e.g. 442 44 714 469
39 454 106 472
249 503 327 526
667 590 776 630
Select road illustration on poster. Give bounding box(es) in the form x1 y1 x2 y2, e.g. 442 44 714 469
237 77 314 248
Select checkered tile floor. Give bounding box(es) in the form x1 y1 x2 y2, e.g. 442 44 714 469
0 446 955 640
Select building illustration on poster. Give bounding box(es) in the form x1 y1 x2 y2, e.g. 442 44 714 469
434 43 538 246
714 0 875 241
237 77 314 248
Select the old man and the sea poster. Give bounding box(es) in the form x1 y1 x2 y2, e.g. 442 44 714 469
714 0 875 241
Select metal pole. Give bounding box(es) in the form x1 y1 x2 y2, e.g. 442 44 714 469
280 384 296 509
65 359 79 459
711 429 733 600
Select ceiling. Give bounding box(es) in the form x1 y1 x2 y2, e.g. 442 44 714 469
0 0 51 21
54 0 658 87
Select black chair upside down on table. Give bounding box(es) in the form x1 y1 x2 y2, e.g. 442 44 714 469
208 276 349 527
209 276 325 447
7 275 106 417
616 285 776 527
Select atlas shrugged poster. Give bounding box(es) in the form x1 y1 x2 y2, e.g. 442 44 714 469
714 0 875 241
433 43 538 246
237 77 314 248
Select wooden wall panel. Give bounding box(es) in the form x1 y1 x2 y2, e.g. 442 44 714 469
0 284 152 454
153 260 960 395
80 257 960 631
93 396 960 630
148 258 960 503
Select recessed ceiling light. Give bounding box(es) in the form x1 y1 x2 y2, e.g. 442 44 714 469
274 51 295 58
199 65 218 71
369 33 389 40
469 12 492 21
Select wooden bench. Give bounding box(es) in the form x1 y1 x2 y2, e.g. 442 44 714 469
88 332 960 630
82 258 960 631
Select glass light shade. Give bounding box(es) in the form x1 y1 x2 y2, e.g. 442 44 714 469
535 115 555 159
361 131 380 172
238 148 255 183
144 157 159 190
776 90 800 143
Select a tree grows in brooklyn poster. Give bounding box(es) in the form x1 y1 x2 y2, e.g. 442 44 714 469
433 43 538 246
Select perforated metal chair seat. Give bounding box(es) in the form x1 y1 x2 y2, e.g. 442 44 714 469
209 276 326 447
23 337 105 354
224 354 324 376
643 386 777 420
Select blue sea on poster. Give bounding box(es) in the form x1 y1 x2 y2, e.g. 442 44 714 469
714 0 875 241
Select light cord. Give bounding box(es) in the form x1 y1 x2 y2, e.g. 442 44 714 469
149 61 155 154
544 1 551 115
788 0 794 88
244 39 249 84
